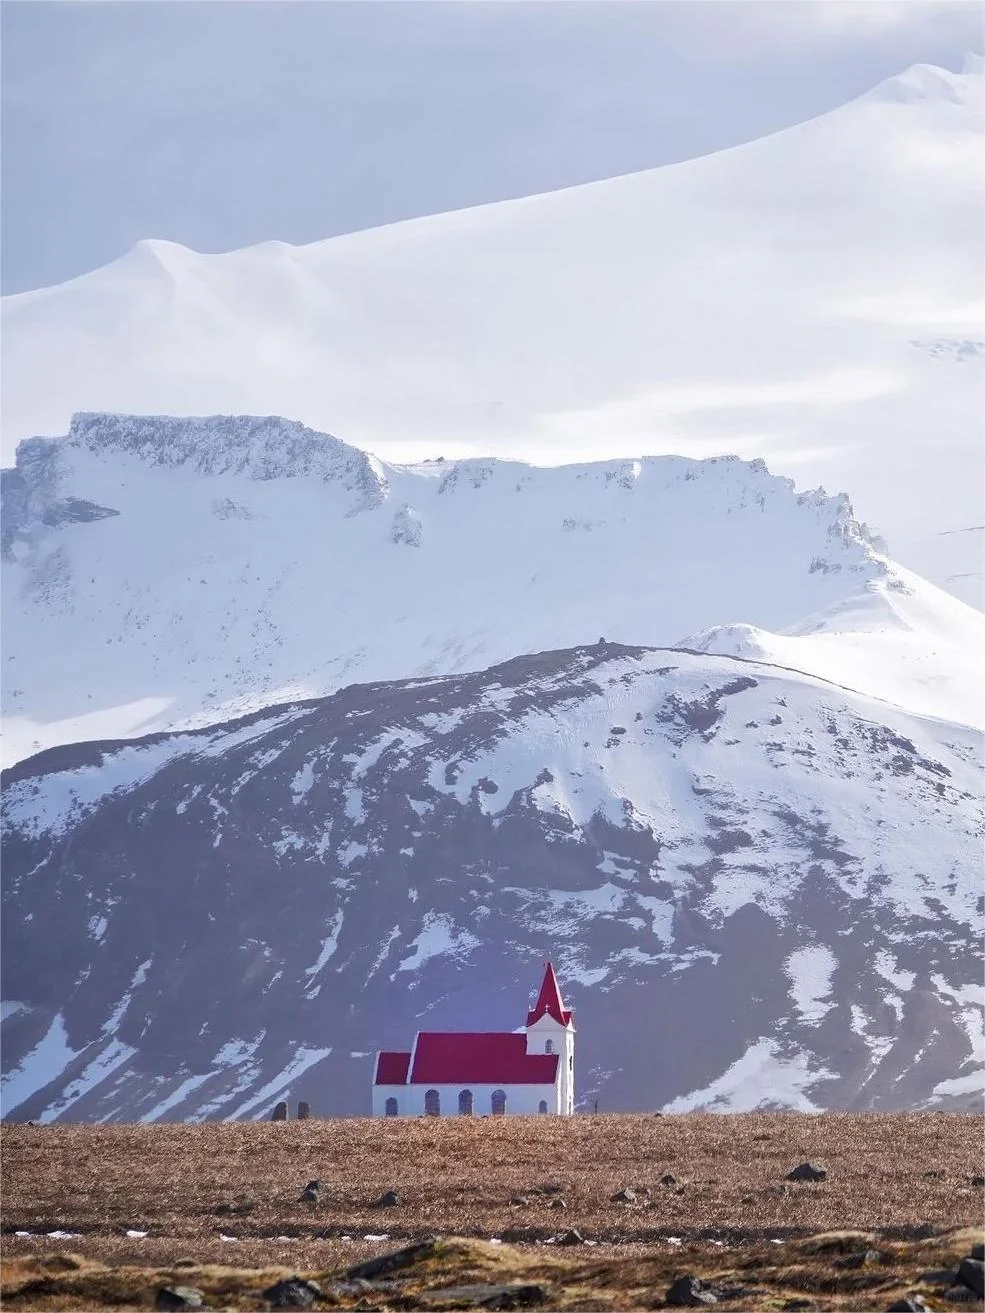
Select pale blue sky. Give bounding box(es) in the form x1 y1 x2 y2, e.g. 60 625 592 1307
2 0 982 294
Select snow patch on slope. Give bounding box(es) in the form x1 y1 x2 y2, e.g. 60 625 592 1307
662 1039 835 1113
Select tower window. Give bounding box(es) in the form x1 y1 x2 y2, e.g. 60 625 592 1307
424 1088 440 1116
538 1100 548 1114
545 1039 554 1054
491 1088 507 1115
385 1097 398 1117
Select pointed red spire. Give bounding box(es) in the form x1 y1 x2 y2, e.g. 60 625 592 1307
526 961 573 1027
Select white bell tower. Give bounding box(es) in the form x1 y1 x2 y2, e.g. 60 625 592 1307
525 962 575 1115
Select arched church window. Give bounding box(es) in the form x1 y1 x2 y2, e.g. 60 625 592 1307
538 1100 548 1114
385 1097 398 1117
458 1089 473 1115
491 1088 506 1115
545 1039 554 1054
424 1088 440 1116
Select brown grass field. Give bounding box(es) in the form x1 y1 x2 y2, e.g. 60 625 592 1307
2 1113 983 1310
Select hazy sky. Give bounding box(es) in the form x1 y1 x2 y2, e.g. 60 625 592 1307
2 0 982 294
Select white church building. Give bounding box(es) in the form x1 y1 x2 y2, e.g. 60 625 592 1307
372 962 575 1117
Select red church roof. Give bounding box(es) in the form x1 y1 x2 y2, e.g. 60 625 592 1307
375 1051 411 1085
410 1032 559 1085
526 961 573 1027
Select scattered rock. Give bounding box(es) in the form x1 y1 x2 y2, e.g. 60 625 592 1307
944 1288 979 1305
958 1258 985 1297
509 1196 530 1207
420 1282 547 1309
548 1196 567 1210
370 1189 400 1208
535 1182 565 1195
666 1274 718 1306
346 1238 439 1280
263 1277 323 1309
172 1260 198 1270
660 1174 678 1187
971 1243 985 1261
271 1101 289 1122
610 1187 637 1204
969 1177 985 1189
155 1288 203 1311
557 1229 585 1246
299 1180 323 1205
786 1162 827 1183
885 1300 927 1312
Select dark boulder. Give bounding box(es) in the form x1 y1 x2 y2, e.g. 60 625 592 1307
155 1288 203 1311
885 1300 926 1312
610 1187 636 1203
786 1162 827 1182
346 1238 439 1280
957 1258 984 1297
370 1188 400 1208
262 1277 322 1309
918 1269 958 1285
834 1249 882 1269
557 1229 585 1246
666 1274 718 1306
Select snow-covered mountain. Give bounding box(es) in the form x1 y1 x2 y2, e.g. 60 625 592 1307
3 60 982 603
3 643 982 1122
5 411 983 764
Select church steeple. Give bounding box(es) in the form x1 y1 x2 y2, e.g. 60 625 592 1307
526 961 573 1028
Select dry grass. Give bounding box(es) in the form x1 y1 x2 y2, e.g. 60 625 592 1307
2 1230 984 1311
2 1114 983 1309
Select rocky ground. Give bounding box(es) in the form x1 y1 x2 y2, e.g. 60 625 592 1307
1 1114 983 1309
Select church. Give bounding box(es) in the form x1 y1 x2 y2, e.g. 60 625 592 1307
372 962 575 1117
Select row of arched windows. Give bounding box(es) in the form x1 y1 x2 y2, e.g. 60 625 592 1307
384 1091 551 1116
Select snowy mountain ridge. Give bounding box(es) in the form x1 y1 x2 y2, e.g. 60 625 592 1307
3 59 982 602
7 410 982 765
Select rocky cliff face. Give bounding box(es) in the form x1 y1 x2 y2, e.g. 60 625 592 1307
3 643 981 1122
